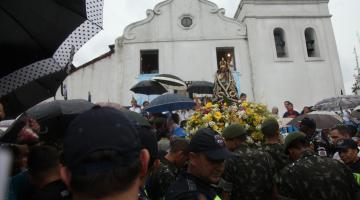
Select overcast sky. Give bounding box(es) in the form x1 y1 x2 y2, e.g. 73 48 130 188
73 0 360 94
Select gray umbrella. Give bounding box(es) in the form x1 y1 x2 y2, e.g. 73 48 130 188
145 94 195 113
313 95 360 111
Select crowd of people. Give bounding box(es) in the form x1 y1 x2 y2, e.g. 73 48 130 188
1 95 360 200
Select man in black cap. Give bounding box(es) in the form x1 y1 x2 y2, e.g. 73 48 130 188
165 128 231 200
219 124 276 200
278 132 359 200
337 139 360 174
60 107 150 200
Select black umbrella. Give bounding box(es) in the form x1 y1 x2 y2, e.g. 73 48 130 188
313 95 360 111
287 111 343 129
0 0 103 117
130 80 167 95
145 94 195 113
187 81 214 94
1 67 69 119
1 99 94 143
152 74 187 90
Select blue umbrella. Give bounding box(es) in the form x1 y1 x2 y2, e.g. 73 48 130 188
145 94 195 113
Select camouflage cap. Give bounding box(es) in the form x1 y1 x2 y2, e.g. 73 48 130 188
284 132 306 151
222 124 247 140
261 118 279 136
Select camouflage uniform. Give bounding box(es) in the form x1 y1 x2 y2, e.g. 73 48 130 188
139 188 151 200
219 144 276 200
147 158 179 200
260 143 290 172
278 150 359 200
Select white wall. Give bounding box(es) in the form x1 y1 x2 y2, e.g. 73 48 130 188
115 0 251 106
56 53 123 104
237 0 344 114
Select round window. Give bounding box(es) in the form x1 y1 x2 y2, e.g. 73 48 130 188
181 16 193 28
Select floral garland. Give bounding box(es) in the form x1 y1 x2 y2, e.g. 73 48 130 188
185 101 271 142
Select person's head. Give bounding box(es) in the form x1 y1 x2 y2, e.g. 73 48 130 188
168 138 190 168
0 102 5 120
302 106 311 114
27 145 60 188
283 101 290 109
222 124 247 151
142 101 149 108
138 127 159 173
287 102 294 111
271 107 279 115
330 125 351 145
131 98 137 106
346 125 358 138
261 118 280 140
299 117 316 136
188 128 231 184
60 107 149 200
240 93 247 102
337 139 359 164
167 113 180 131
284 132 309 161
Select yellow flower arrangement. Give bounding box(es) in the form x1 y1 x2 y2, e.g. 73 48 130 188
186 100 271 142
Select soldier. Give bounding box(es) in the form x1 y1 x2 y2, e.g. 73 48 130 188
148 138 190 200
278 132 359 200
165 128 231 200
219 124 277 200
260 118 290 172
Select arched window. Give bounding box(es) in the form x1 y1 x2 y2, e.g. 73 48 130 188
304 27 320 57
273 28 288 58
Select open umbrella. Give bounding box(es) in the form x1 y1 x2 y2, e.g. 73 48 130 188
287 111 343 129
1 67 69 119
313 95 360 111
187 81 214 94
145 94 195 113
0 0 103 118
130 80 167 95
1 99 94 143
152 74 187 90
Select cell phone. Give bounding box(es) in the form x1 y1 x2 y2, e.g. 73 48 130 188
0 149 11 199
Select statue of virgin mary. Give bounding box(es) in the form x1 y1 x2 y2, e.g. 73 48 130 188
213 57 239 102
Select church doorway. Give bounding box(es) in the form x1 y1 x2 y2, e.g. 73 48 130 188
216 47 235 71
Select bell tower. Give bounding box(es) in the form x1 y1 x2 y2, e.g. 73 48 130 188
234 0 344 111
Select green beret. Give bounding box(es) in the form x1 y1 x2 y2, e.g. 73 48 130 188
222 124 247 139
284 132 306 151
261 118 279 136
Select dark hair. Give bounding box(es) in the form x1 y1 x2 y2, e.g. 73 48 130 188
240 93 247 98
346 125 358 137
331 125 351 137
28 145 60 180
171 113 180 125
69 150 141 199
170 138 190 154
287 137 310 152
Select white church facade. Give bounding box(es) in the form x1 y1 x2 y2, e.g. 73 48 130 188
58 0 344 112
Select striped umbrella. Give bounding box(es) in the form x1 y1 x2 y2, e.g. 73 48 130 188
152 74 187 90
